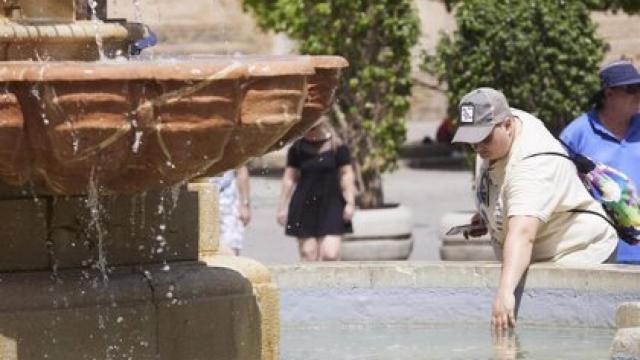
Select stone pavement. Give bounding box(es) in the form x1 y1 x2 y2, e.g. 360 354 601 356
240 121 476 264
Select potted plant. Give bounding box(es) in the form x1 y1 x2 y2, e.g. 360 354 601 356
243 0 421 260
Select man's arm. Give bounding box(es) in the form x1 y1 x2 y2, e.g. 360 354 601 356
492 215 539 331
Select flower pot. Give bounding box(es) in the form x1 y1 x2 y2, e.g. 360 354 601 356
341 204 413 261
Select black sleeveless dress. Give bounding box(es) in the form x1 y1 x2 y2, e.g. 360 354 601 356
285 138 353 237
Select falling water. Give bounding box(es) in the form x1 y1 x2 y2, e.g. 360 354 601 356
87 0 106 60
29 85 50 126
132 129 143 153
132 0 143 22
212 0 231 54
150 183 184 271
87 166 109 282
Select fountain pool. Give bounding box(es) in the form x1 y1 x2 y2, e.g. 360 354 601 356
281 325 613 360
271 262 640 360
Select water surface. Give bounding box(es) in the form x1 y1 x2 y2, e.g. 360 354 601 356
281 324 613 360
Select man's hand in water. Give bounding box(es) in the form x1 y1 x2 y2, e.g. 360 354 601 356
491 289 516 335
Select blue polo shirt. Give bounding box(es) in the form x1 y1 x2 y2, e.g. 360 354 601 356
560 109 640 262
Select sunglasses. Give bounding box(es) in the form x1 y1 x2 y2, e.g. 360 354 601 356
621 84 640 94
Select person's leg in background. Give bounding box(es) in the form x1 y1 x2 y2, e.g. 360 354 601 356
318 235 341 261
298 237 319 261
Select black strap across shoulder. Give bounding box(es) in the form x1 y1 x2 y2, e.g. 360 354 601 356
522 146 616 230
524 152 572 161
522 150 621 237
567 209 618 230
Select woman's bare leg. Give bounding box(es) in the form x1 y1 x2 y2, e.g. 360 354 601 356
297 237 319 261
319 235 342 261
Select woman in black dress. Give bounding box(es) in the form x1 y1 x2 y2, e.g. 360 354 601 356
276 120 356 261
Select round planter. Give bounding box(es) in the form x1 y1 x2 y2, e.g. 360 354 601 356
341 204 414 261
439 210 496 261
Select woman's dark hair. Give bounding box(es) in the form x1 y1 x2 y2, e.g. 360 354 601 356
589 88 605 111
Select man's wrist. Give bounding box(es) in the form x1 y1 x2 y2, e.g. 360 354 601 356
241 199 250 206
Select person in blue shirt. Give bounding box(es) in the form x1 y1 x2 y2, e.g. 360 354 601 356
561 60 640 263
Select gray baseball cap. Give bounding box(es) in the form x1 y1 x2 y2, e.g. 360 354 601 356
452 87 512 143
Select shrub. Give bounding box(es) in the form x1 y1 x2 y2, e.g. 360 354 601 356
426 0 607 133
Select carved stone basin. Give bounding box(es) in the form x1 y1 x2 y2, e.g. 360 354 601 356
0 55 347 194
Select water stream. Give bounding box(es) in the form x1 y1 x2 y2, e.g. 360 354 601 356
88 0 106 60
87 166 109 282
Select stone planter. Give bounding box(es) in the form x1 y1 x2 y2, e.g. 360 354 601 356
611 302 640 360
439 210 496 261
341 204 414 261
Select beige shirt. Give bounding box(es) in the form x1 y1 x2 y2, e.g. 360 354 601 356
475 109 617 264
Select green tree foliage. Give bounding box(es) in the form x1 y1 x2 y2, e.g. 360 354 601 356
426 0 606 133
242 0 420 208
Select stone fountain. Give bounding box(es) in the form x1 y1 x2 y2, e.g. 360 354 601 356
0 1 347 359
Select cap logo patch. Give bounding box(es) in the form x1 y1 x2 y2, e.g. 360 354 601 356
460 104 475 124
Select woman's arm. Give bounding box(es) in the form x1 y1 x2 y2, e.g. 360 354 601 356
492 215 538 331
277 167 299 226
339 164 356 221
236 165 251 226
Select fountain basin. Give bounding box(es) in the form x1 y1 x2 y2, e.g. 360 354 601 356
0 55 347 195
268 55 347 151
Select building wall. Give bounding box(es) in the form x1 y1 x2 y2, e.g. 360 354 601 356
109 0 273 54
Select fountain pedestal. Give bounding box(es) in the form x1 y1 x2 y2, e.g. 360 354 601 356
0 183 279 359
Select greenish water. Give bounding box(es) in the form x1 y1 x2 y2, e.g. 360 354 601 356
281 324 614 360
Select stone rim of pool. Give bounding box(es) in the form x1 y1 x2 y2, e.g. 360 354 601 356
271 262 640 359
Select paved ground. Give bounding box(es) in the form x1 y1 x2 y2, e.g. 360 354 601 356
241 121 476 264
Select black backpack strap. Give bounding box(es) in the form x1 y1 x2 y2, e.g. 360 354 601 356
523 152 573 161
523 150 595 174
567 208 618 229
567 208 636 244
